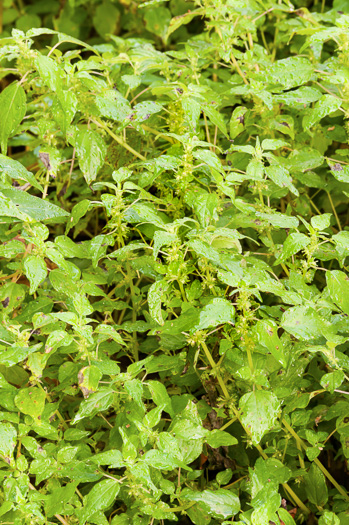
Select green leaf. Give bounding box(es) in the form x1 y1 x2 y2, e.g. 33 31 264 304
333 230 349 261
143 449 190 470
311 213 332 230
328 162 349 183
274 233 310 265
109 242 147 261
120 427 138 462
216 469 233 486
253 457 292 485
93 0 120 38
0 82 26 154
0 239 25 258
45 482 78 518
239 390 280 445
206 430 238 448
124 379 143 407
35 54 63 94
0 155 43 191
193 149 224 174
326 270 349 315
337 414 349 460
75 129 107 185
255 320 287 367
320 371 344 393
23 255 47 294
72 388 114 424
319 511 340 525
304 463 328 507
152 231 177 259
286 147 324 172
0 501 13 517
78 366 103 398
265 165 298 196
181 97 201 130
111 516 131 525
275 86 322 107
185 191 219 227
281 306 324 340
144 7 171 39
191 298 235 333
130 203 167 229
182 489 240 519
267 57 314 89
15 387 46 422
250 481 281 524
121 75 141 90
147 380 174 417
95 91 130 122
202 105 228 137
129 101 163 123
72 292 93 317
0 188 69 221
66 199 90 234
261 139 289 150
303 95 342 131
148 280 169 325
255 212 299 229
271 115 295 139
278 508 296 525
165 8 205 39
0 344 42 367
0 422 17 466
1 5 349 522
245 158 264 181
143 405 164 428
229 106 247 139
95 324 125 345
79 479 120 524
53 90 78 135
91 450 124 468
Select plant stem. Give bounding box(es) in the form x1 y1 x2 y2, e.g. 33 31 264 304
282 418 349 501
201 340 229 398
326 191 342 231
178 281 187 302
164 502 196 513
142 124 174 143
127 262 138 361
219 417 238 431
55 409 68 430
200 342 310 514
92 118 146 161
203 113 212 150
230 54 249 85
245 342 254 375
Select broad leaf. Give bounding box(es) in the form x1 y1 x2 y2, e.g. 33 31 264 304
15 387 46 422
0 82 26 154
75 129 107 184
23 255 47 294
304 463 328 507
0 423 17 466
239 391 280 445
182 489 240 519
326 270 349 315
79 479 120 524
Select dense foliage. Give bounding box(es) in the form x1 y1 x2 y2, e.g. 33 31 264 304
0 0 349 524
